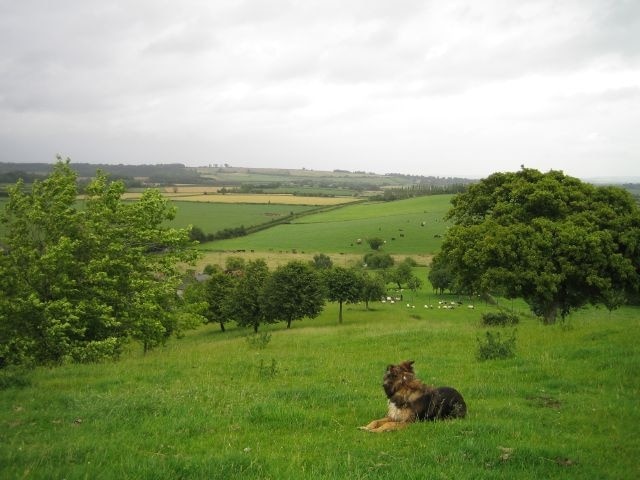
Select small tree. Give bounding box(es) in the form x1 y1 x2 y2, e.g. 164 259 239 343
407 276 423 302
389 259 415 289
262 261 325 328
367 237 385 250
360 272 387 310
312 253 333 270
203 271 237 332
231 259 270 333
225 256 246 273
363 252 394 269
428 255 454 295
323 267 363 323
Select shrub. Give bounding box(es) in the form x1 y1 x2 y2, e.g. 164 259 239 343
366 237 385 250
481 311 520 326
363 252 395 269
256 358 279 379
70 338 123 363
245 332 272 350
476 330 516 361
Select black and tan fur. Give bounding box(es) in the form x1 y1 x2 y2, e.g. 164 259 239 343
359 360 467 432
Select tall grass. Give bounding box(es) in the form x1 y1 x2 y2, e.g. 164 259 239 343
2 292 638 479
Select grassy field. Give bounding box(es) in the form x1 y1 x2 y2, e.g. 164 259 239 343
2 284 638 479
202 196 453 256
168 201 315 235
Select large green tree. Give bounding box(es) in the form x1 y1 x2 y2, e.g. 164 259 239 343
435 168 640 324
0 159 197 365
262 261 325 328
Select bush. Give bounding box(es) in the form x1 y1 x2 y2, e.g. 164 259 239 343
363 252 395 269
476 330 516 361
70 338 123 363
256 358 279 379
245 332 272 350
366 237 385 250
481 311 520 326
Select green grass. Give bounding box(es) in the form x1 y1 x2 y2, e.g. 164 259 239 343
2 287 639 479
169 201 314 234
0 199 315 240
204 196 453 255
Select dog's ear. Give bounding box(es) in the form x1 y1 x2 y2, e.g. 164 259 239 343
401 360 415 371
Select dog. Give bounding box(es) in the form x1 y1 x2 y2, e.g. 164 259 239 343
359 360 467 432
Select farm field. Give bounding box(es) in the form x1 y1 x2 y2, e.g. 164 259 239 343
201 195 453 256
123 191 361 206
168 201 314 235
2 287 638 479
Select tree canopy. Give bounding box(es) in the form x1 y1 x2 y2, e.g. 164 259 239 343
434 168 640 323
262 261 325 328
231 259 270 332
0 159 197 365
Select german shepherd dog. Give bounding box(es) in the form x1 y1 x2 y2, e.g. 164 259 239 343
359 360 467 432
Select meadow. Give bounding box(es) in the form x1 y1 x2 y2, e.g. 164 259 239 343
2 287 638 479
202 195 453 256
168 201 314 235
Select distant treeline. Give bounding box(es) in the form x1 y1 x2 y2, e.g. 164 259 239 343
371 183 469 201
0 162 208 186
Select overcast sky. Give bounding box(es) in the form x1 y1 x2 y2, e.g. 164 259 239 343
1 1 639 179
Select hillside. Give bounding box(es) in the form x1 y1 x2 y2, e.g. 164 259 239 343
2 290 638 479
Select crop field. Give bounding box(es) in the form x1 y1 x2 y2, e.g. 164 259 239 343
171 194 361 206
122 192 360 206
2 285 638 479
201 195 454 256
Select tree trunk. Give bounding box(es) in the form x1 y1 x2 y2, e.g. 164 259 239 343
219 321 225 332
542 302 559 325
287 318 292 329
253 323 259 333
339 300 343 323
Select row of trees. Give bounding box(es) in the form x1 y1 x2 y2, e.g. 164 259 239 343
183 255 423 333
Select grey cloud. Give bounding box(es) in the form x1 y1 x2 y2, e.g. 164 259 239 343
0 0 638 178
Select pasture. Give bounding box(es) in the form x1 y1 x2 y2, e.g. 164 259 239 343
201 195 453 256
168 202 314 236
2 288 638 479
